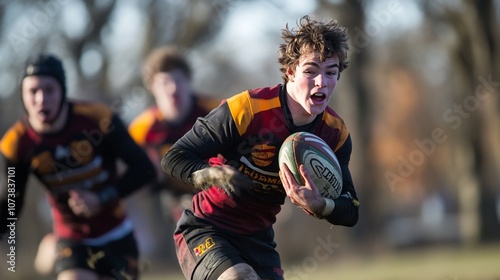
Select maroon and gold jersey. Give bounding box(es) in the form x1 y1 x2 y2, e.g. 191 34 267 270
164 85 359 234
0 102 155 239
128 96 217 165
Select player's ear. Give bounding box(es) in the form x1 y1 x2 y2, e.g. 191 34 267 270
286 68 295 82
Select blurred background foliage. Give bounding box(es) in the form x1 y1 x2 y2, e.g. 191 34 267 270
0 0 499 278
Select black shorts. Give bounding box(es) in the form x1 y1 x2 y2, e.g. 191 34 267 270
55 232 139 279
174 209 284 280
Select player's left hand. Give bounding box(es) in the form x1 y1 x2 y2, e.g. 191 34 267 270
280 163 326 216
68 189 102 217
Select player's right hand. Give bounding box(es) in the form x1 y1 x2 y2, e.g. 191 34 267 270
280 163 326 217
191 165 252 197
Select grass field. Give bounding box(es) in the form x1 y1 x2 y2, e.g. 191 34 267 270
142 244 500 280
2 243 498 279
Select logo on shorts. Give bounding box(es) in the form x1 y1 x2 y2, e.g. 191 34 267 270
86 249 105 269
57 246 73 258
193 237 215 257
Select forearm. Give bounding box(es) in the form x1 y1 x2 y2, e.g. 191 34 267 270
102 115 157 201
322 135 359 226
114 154 156 197
324 180 359 226
162 144 209 185
162 105 237 185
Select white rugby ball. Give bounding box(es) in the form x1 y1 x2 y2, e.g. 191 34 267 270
279 132 343 199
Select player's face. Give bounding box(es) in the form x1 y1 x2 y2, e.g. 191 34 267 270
286 52 339 125
151 69 192 124
22 75 64 126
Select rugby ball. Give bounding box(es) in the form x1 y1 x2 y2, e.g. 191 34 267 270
278 132 342 199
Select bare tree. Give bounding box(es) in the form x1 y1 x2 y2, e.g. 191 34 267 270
422 0 500 244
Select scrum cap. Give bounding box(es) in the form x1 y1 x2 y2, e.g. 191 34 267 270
23 54 67 98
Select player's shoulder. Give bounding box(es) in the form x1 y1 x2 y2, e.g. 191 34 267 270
321 107 350 151
323 106 347 130
129 107 158 128
71 101 120 134
226 84 281 113
72 100 114 120
247 84 281 100
226 84 281 101
128 107 158 143
194 94 221 113
0 120 30 162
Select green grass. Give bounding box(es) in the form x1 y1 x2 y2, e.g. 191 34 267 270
2 244 498 279
284 245 500 280
141 244 500 280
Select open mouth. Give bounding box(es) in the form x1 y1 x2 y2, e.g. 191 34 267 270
37 109 52 121
311 92 326 103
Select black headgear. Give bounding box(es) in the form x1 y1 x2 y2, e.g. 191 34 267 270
23 54 67 100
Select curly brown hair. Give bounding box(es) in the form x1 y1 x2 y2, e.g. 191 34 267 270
142 46 192 90
278 15 350 83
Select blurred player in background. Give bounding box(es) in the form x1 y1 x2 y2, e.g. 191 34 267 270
0 54 156 280
127 46 219 260
162 15 360 279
